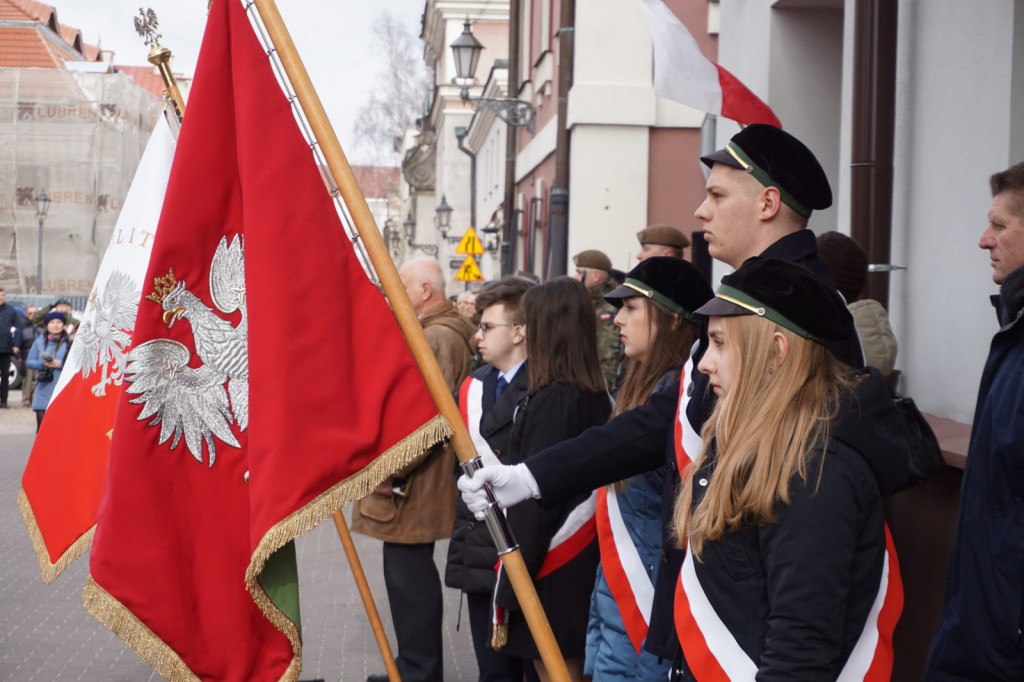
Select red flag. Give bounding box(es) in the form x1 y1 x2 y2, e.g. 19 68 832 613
19 118 175 584
639 0 781 128
83 1 447 679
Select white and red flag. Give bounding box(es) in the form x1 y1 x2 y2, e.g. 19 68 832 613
19 116 175 584
80 0 446 679
639 0 782 128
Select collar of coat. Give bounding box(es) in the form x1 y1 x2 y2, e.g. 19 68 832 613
999 265 1024 325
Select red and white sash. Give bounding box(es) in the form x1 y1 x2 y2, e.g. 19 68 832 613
673 526 904 681
596 487 656 653
675 355 702 471
536 491 598 578
458 376 501 468
492 492 598 639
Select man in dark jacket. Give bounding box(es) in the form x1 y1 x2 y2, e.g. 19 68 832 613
0 287 22 408
925 162 1024 681
445 277 533 682
20 305 40 407
460 125 867 675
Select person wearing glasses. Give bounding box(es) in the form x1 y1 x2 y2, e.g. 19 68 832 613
445 277 538 682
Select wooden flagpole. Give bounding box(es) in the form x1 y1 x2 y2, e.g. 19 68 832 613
332 511 401 682
248 1 572 681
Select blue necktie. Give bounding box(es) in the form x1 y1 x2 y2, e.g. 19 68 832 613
495 376 508 402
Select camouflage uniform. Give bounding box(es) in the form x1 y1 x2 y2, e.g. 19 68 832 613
590 281 622 395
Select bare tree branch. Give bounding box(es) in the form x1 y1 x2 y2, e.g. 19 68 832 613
352 11 432 166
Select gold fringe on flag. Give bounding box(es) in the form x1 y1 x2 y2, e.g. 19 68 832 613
80 414 449 681
245 414 452 657
17 489 95 585
82 576 201 682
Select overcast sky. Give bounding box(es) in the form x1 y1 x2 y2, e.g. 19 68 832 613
54 0 428 165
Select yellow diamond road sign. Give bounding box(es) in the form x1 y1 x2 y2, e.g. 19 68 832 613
455 255 484 282
456 227 485 255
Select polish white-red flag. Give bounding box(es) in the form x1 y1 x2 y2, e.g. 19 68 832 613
19 116 175 583
639 0 782 128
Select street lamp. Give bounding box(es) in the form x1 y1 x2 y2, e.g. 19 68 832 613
450 19 536 133
450 19 483 95
35 190 51 295
403 212 439 258
384 219 401 258
435 194 453 233
481 222 500 253
436 194 459 243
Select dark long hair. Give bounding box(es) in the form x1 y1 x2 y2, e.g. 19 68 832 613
524 277 606 394
614 298 699 415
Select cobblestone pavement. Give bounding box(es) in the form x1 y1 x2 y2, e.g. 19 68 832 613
0 390 478 681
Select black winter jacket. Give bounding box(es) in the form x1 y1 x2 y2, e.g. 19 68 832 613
445 363 530 594
496 381 611 660
528 230 867 659
676 368 908 680
925 268 1024 681
0 303 22 353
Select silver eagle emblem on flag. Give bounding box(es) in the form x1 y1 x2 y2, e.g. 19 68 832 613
72 270 141 397
124 235 248 466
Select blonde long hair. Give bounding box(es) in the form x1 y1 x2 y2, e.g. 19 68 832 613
674 315 855 557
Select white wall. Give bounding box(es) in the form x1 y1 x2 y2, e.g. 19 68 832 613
562 0 654 272
715 0 1023 424
890 0 1019 423
567 125 650 273
769 8 844 237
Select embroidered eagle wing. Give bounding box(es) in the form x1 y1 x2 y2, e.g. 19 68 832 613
73 270 141 396
208 235 248 430
125 339 239 466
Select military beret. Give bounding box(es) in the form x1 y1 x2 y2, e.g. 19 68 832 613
701 124 832 218
637 224 691 249
605 256 713 326
573 249 612 272
695 257 853 346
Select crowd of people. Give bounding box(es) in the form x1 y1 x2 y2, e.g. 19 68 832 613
350 121 1024 682
0 292 76 429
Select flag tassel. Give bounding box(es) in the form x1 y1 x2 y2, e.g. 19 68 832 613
248 1 572 680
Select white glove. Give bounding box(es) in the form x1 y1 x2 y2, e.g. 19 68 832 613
457 462 541 520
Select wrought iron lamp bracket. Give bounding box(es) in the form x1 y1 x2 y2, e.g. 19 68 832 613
408 242 439 257
472 97 536 135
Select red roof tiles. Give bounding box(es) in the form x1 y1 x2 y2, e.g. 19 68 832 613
113 65 167 99
0 0 158 80
7 0 55 23
0 26 66 68
352 166 402 199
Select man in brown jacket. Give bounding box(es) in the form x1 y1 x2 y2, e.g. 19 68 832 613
353 258 476 682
